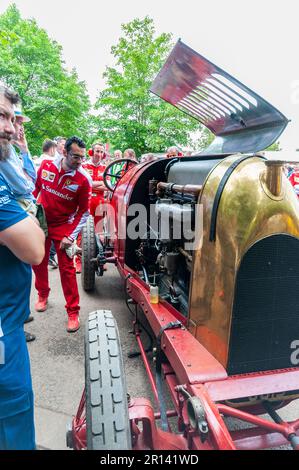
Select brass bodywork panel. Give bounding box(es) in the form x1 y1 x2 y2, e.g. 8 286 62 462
188 154 299 368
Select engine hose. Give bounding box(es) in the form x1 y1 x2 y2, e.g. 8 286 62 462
164 158 179 179
141 265 150 285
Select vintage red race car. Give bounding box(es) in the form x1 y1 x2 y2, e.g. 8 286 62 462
67 41 299 451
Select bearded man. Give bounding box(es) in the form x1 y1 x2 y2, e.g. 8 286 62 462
0 83 45 449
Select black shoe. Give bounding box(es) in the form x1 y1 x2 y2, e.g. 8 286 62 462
25 331 36 342
24 315 34 324
48 257 58 269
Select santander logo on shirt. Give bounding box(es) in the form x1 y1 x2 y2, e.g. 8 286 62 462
41 183 74 201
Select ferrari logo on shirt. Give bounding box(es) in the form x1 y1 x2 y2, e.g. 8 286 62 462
41 170 56 182
63 179 79 192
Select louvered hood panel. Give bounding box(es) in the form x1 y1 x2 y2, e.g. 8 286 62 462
150 40 288 155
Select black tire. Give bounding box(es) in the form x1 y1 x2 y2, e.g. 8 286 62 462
81 216 96 291
85 310 131 450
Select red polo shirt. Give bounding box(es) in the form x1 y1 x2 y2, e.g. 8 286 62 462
34 157 92 240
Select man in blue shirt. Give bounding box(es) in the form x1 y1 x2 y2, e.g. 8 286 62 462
0 106 36 208
13 106 36 182
0 84 45 449
0 102 37 342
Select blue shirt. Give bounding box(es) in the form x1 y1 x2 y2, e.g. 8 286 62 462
0 175 32 336
0 146 35 201
21 149 37 183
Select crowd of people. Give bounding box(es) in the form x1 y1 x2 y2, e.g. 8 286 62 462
0 82 193 450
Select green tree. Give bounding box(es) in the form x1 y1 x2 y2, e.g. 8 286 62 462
0 4 91 155
95 17 206 156
266 141 280 151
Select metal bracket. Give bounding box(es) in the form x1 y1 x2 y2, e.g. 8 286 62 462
187 396 209 443
176 386 209 444
156 321 183 432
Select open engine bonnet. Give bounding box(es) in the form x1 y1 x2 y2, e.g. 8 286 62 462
150 40 289 155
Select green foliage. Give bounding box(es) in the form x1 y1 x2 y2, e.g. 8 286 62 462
0 8 211 156
266 141 280 151
95 17 205 156
0 4 91 155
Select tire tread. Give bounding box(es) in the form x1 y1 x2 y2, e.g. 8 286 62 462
81 216 96 291
85 310 131 450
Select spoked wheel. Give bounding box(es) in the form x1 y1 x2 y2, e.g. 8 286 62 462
103 158 138 192
85 310 131 450
81 215 97 291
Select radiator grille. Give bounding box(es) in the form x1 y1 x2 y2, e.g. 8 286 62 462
227 235 299 375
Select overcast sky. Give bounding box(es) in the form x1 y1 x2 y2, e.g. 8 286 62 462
1 0 298 150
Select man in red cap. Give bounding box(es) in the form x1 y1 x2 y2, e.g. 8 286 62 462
33 136 91 332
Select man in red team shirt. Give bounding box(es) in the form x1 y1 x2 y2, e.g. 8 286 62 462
84 142 108 228
33 136 92 332
74 142 108 274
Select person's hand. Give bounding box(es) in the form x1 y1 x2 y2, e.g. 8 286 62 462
60 237 73 250
12 124 29 153
92 181 106 192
